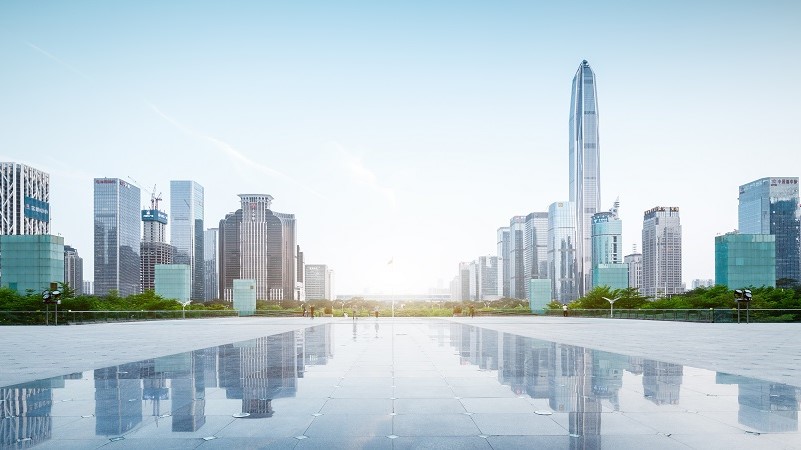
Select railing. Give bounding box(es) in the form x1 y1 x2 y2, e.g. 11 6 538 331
544 308 801 323
0 310 240 325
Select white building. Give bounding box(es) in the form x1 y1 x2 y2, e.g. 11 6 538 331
642 206 683 298
0 162 49 235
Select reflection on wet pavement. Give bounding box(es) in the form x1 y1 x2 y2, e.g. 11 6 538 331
1 320 800 449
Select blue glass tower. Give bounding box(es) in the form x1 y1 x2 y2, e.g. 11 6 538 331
94 178 141 297
569 60 601 297
738 177 800 284
171 180 205 300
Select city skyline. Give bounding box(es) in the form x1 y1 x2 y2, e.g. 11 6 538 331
2 1 800 294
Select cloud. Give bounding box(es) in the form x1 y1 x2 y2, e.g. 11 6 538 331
147 103 327 199
25 42 91 81
330 141 397 206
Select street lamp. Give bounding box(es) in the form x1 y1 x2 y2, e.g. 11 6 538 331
602 296 620 318
180 300 191 319
734 289 752 324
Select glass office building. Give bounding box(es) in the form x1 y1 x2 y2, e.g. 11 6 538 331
204 228 219 301
642 207 683 298
715 233 776 289
0 234 64 293
528 278 552 314
155 264 191 302
508 216 526 299
233 279 257 316
738 177 800 284
591 206 626 289
496 227 511 298
524 212 549 299
171 180 205 300
548 201 577 303
94 178 141 297
569 60 602 297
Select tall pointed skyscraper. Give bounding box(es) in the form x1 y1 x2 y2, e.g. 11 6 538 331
569 60 601 296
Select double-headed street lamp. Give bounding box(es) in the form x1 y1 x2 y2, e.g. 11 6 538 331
734 289 752 324
602 296 620 318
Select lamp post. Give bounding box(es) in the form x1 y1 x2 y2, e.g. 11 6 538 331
602 296 620 318
180 301 191 319
42 288 61 325
734 289 752 324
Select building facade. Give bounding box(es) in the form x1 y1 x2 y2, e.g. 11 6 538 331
738 177 800 284
642 206 683 298
508 216 526 299
624 253 642 290
204 228 219 301
170 180 205 300
155 264 191 302
0 234 64 293
714 233 776 289
227 194 297 302
0 162 50 236
548 201 577 303
591 201 626 289
569 60 602 297
140 208 173 293
477 255 501 301
218 209 242 300
304 264 334 300
64 245 83 295
524 212 549 298
496 227 511 298
94 178 141 297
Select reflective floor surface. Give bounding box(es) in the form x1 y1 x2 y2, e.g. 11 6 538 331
2 320 800 449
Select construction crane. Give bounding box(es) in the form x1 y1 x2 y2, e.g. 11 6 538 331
127 177 163 211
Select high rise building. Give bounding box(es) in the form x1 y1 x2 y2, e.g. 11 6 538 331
305 264 334 300
569 60 602 297
94 178 141 297
642 207 683 298
524 212 549 294
456 261 471 301
548 201 577 303
624 252 642 290
0 162 50 235
140 202 173 293
296 245 305 301
64 245 83 295
218 209 242 301
496 227 511 298
508 216 526 299
715 233 776 289
738 177 800 284
203 228 219 301
477 256 501 301
225 194 297 302
170 180 205 300
591 200 627 289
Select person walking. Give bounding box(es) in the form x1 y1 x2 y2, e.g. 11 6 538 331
563 304 568 317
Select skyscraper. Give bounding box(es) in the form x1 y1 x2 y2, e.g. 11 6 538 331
496 227 511 298
477 255 501 301
569 60 602 297
204 228 219 301
305 264 333 300
64 245 83 295
624 252 642 290
591 200 627 289
524 212 549 289
223 194 297 302
218 209 242 301
738 177 800 284
170 180 205 300
642 207 683 298
548 201 577 303
94 178 141 297
140 199 173 293
508 216 526 299
0 162 49 235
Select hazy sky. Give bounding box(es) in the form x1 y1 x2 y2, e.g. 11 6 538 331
1 1 799 295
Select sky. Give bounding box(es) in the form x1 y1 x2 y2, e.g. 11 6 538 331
1 1 800 295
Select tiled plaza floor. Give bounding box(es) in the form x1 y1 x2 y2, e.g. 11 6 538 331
1 317 800 449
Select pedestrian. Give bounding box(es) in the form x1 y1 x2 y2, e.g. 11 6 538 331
310 306 315 319
303 307 307 317
352 309 356 320
563 304 568 317
469 305 475 318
